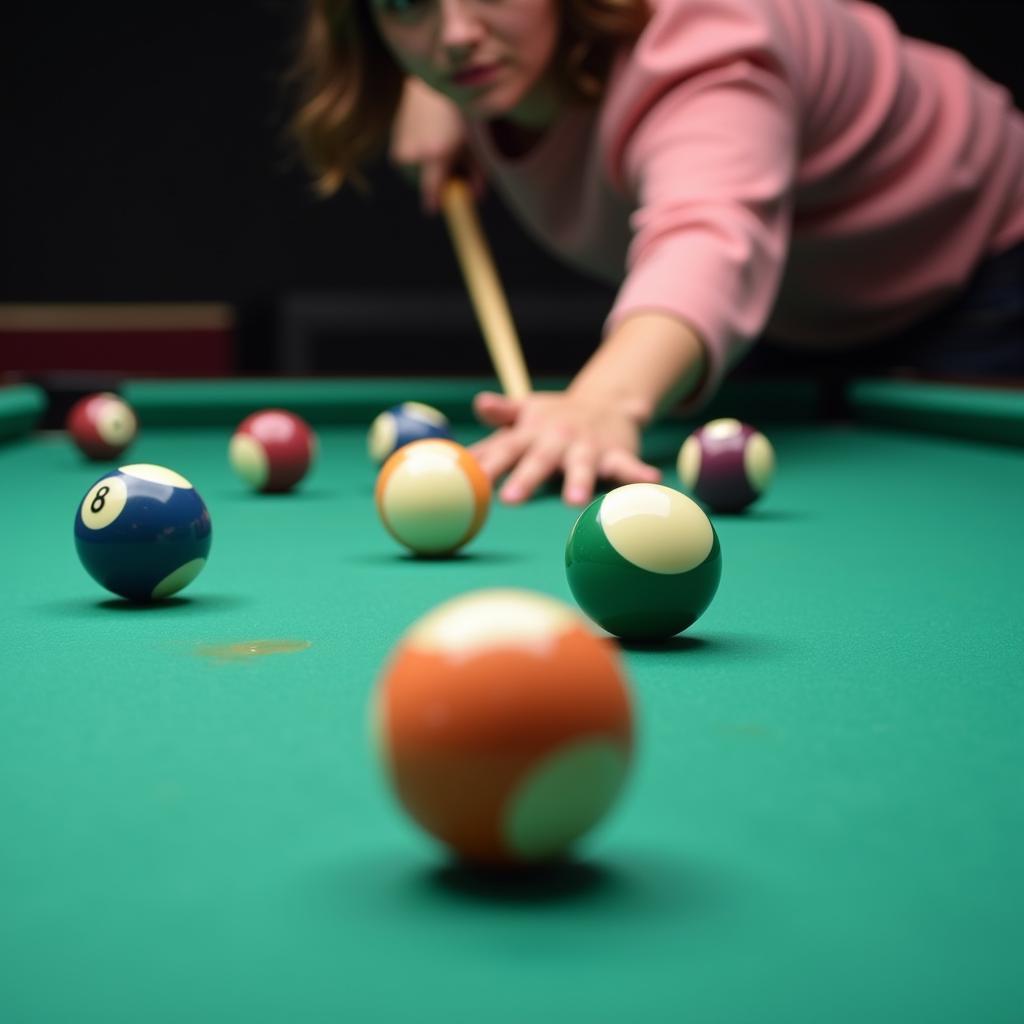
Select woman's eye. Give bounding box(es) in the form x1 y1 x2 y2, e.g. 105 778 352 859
378 0 429 18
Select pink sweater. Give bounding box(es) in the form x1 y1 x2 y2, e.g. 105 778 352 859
466 0 1024 403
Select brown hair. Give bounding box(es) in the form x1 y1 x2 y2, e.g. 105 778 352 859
290 0 650 194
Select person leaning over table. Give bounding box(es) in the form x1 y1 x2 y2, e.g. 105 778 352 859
290 0 1024 505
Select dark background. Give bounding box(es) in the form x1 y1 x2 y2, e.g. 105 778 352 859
2 2 1022 375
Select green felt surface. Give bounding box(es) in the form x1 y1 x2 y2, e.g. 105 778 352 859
849 378 1024 446
1 412 1023 1023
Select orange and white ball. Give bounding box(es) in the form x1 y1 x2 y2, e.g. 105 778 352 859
229 408 317 493
375 438 490 556
66 392 138 460
372 589 634 865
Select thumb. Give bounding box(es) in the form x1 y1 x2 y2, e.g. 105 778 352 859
467 160 488 203
420 159 450 215
473 391 520 427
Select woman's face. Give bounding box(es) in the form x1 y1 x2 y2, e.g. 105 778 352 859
371 0 562 125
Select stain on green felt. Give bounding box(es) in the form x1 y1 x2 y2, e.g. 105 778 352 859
194 639 312 662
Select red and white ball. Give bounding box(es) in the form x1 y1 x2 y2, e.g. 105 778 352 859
66 392 138 460
375 438 490 556
372 589 634 865
678 418 776 513
229 409 317 493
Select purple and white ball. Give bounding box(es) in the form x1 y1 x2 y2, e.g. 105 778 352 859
368 402 453 465
678 419 776 513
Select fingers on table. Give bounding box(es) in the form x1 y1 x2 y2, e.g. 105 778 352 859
470 428 530 483
470 430 662 506
562 441 599 507
473 391 519 427
498 432 570 504
600 450 662 486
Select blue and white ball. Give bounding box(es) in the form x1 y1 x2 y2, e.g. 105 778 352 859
74 464 212 601
368 402 452 464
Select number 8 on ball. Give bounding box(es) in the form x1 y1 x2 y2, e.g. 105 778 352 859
74 464 213 602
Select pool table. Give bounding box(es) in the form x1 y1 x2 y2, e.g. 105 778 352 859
1 376 1022 1023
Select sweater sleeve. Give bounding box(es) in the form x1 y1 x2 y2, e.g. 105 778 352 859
603 7 801 409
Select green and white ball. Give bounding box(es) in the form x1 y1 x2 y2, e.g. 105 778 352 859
565 483 722 640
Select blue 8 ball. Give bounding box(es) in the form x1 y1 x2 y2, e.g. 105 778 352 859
74 463 212 601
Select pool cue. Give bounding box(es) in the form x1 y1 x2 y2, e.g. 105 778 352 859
440 178 533 399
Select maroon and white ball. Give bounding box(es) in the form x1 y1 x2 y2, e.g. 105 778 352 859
229 409 317 493
66 392 138 460
678 418 775 513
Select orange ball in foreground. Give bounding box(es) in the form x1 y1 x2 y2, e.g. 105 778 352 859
375 438 490 556
372 589 634 866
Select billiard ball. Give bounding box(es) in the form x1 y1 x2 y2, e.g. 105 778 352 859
229 408 316 493
678 418 775 513
66 392 138 460
375 438 490 556
372 589 634 865
74 463 212 601
368 402 452 464
565 483 722 640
